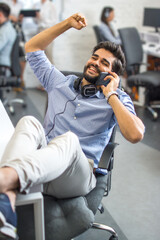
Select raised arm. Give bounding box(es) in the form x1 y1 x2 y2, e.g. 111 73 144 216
25 13 87 53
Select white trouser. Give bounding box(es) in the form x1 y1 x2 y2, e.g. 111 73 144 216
0 116 96 198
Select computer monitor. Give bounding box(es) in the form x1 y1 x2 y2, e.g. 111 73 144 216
20 9 39 17
143 8 160 32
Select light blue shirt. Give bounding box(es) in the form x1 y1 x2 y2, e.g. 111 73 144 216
0 21 16 67
27 51 136 172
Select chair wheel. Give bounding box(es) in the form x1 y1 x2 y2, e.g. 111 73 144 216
9 106 15 115
109 236 118 240
152 112 158 121
22 103 27 108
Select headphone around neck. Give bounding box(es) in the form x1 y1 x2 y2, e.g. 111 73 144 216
74 78 97 97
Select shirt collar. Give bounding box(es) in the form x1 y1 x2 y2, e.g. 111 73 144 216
96 90 105 99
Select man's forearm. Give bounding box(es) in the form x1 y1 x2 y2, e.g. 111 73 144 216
108 95 145 143
25 18 71 53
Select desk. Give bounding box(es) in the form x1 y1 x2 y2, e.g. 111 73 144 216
134 40 160 106
143 43 160 58
143 43 160 71
141 31 160 70
0 101 45 240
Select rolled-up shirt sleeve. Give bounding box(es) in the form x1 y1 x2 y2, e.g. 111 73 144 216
26 51 65 92
113 89 136 124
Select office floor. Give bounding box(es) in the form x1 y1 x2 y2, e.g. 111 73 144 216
105 111 160 240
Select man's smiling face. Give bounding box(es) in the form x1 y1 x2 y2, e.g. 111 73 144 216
83 48 116 84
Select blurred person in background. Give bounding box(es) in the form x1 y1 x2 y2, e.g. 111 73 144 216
1 0 26 90
33 0 57 64
0 2 16 73
99 6 121 45
1 0 22 23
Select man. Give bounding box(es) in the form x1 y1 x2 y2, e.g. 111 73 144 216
0 13 145 239
0 3 16 70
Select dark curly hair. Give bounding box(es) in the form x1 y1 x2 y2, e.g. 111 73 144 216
92 41 126 75
0 3 10 18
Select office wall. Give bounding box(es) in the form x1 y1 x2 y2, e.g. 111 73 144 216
53 0 159 72
24 0 159 86
56 0 159 29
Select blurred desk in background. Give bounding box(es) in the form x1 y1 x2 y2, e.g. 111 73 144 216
143 43 160 58
141 31 160 70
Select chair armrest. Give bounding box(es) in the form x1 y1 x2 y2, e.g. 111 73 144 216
16 192 43 206
0 76 21 87
98 142 118 170
0 65 11 69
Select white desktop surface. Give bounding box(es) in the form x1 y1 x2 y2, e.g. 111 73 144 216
140 31 160 58
143 42 160 58
0 101 14 161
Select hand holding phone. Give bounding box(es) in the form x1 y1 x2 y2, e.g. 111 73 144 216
95 72 111 86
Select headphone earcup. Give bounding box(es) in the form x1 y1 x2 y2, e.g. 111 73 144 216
74 78 97 97
105 9 110 18
81 85 97 97
74 78 82 91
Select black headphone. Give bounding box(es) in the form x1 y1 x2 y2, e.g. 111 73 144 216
105 9 110 18
74 78 97 97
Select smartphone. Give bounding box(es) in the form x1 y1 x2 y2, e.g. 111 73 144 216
95 72 111 86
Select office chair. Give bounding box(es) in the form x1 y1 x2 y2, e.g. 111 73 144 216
118 27 160 120
93 25 106 43
17 125 118 240
0 35 26 115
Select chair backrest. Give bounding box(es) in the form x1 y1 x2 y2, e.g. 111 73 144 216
10 35 21 77
118 27 143 74
93 25 105 43
0 35 21 91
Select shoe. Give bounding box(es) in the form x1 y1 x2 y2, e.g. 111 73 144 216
13 81 26 93
0 226 18 239
0 194 17 239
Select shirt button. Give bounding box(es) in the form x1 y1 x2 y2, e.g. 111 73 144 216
74 116 77 120
78 104 80 107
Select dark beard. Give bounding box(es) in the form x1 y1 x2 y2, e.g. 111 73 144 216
83 64 100 84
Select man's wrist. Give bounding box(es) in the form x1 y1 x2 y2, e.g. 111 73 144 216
105 91 118 103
